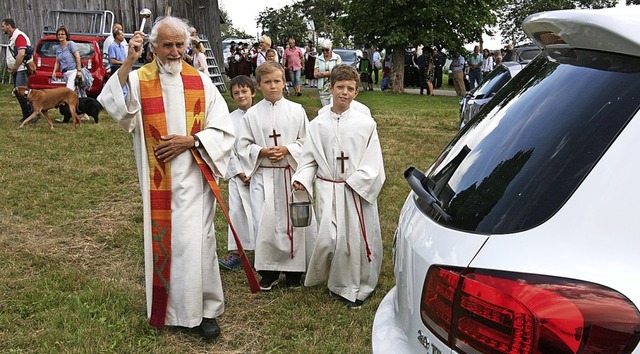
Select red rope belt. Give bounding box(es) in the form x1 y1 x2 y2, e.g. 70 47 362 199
316 176 372 262
259 165 295 258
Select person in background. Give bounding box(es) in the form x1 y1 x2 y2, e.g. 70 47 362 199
265 48 290 97
481 48 494 77
97 16 235 341
250 42 260 76
468 45 483 90
358 50 373 91
235 62 316 291
304 41 317 88
103 23 127 73
2 18 33 122
108 29 127 73
51 26 83 92
256 36 271 67
314 39 342 106
292 64 385 310
191 39 208 73
432 47 446 89
283 37 305 97
449 51 466 96
372 45 381 85
184 26 198 65
219 75 256 270
503 44 515 62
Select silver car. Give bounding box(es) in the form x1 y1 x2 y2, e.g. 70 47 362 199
332 48 359 70
459 61 525 129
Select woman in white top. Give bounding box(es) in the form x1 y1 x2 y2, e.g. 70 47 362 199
481 48 494 77
191 39 208 73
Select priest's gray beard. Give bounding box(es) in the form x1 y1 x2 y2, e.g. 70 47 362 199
158 58 183 75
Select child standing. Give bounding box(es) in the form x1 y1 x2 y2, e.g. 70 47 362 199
236 62 316 291
358 51 373 91
265 48 290 97
219 75 256 270
292 64 385 309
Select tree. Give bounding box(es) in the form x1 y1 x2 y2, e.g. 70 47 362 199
256 5 310 46
297 0 350 47
219 8 254 39
343 0 506 92
498 0 618 45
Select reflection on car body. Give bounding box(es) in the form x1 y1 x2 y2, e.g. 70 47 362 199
458 61 525 129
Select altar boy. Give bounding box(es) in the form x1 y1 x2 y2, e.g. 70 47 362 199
235 62 315 291
292 64 385 309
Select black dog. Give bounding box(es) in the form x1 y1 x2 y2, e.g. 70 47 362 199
59 97 103 123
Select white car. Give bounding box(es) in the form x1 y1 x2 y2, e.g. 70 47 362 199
373 6 640 354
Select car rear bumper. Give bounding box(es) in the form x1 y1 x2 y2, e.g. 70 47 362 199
372 287 414 353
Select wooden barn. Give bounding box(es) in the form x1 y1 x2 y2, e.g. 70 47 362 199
1 0 224 73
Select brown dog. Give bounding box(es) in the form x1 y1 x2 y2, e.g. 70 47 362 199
13 86 80 129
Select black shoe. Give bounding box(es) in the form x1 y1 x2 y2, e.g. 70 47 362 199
296 92 302 97
200 318 221 341
259 276 279 291
285 272 303 289
345 299 364 310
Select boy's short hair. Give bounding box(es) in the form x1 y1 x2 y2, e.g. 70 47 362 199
255 61 285 83
266 48 277 56
230 75 256 97
330 64 360 87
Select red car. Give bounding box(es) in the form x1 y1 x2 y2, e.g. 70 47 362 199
28 34 108 97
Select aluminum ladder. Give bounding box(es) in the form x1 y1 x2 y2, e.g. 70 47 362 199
198 36 226 93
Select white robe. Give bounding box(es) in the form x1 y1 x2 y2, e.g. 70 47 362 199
292 108 385 302
97 63 235 327
225 108 254 250
236 98 316 272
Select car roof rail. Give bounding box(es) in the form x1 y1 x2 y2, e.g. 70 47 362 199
42 9 114 37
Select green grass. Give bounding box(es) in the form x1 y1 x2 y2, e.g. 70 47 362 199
0 83 460 353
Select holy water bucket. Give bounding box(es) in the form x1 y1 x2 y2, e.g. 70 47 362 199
289 192 312 228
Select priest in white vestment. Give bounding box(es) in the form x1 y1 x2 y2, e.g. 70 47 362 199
98 17 234 340
293 64 385 309
236 62 316 290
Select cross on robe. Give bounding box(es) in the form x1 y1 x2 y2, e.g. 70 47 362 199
337 151 349 173
269 129 281 146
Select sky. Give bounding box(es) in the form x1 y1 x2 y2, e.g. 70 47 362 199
219 0 293 39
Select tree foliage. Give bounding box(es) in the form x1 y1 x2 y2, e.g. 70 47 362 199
256 5 311 46
296 0 350 47
342 0 506 92
498 0 619 44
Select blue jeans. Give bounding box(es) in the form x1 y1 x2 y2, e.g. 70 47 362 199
289 69 302 87
469 68 483 90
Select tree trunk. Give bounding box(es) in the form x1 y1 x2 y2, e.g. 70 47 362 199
391 45 406 93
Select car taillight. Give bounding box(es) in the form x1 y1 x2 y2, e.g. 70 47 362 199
37 57 41 67
87 60 92 70
421 266 640 354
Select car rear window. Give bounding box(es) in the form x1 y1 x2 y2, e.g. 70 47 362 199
334 50 357 62
37 41 96 60
422 48 640 234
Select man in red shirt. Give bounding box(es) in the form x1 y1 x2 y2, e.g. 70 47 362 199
2 18 33 121
283 38 305 97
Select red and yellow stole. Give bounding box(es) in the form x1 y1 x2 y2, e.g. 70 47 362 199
138 60 205 329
